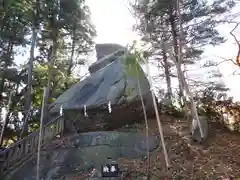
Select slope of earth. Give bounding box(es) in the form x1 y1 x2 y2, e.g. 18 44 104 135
118 116 240 180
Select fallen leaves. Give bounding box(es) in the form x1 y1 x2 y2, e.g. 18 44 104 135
117 117 240 179
49 115 240 179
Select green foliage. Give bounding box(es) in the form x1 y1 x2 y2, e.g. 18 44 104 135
131 0 235 109
126 87 134 96
0 0 96 145
122 42 145 78
133 0 233 63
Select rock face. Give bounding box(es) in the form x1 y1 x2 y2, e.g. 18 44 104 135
7 132 159 180
95 43 126 60
50 44 154 133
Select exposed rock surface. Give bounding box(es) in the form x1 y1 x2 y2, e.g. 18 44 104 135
50 49 152 113
6 131 159 180
95 43 126 60
50 44 154 132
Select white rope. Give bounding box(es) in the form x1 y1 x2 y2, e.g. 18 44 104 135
36 87 47 180
108 101 112 113
84 105 88 117
60 105 63 116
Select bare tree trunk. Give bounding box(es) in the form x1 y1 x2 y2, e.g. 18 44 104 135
168 5 186 108
162 44 172 100
43 3 59 123
159 15 172 102
44 39 57 123
67 25 76 77
175 0 204 137
20 0 39 137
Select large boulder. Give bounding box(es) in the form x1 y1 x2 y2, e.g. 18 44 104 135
49 44 154 132
88 48 125 74
95 43 126 60
7 132 159 180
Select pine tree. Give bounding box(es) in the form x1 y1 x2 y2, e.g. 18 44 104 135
131 0 235 107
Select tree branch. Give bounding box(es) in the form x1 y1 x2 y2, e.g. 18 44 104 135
229 22 240 67
215 56 239 66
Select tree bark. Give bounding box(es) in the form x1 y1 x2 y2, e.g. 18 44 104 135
44 27 58 123
20 0 39 137
168 5 186 108
44 41 57 123
67 25 76 77
162 44 172 100
175 0 204 138
43 2 59 123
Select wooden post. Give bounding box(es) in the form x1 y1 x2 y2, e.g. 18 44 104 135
36 87 47 180
0 92 13 147
135 63 150 179
145 58 171 169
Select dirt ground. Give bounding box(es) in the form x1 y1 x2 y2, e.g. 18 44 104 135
50 115 240 180
118 115 240 180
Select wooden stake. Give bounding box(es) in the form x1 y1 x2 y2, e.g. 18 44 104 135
145 58 171 169
135 63 150 179
36 87 47 180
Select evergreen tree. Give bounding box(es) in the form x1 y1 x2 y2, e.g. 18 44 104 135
0 0 96 144
131 0 235 106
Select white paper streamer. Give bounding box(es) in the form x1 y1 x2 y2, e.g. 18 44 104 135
84 105 88 117
108 101 112 113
